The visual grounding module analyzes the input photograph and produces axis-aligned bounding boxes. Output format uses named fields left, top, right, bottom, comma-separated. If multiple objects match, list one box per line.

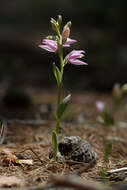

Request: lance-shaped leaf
left=102, top=108, right=114, bottom=127
left=56, top=94, right=71, bottom=119
left=53, top=63, right=61, bottom=86
left=52, top=130, right=58, bottom=162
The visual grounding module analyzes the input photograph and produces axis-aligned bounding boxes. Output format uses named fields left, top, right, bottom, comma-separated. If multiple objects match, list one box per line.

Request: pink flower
left=39, top=38, right=76, bottom=53
left=112, top=83, right=121, bottom=101
left=68, top=50, right=87, bottom=65
left=96, top=101, right=105, bottom=113
left=63, top=38, right=77, bottom=47
left=39, top=39, right=57, bottom=52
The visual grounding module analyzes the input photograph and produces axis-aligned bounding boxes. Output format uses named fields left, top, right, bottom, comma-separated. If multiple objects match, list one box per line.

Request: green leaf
left=104, top=142, right=112, bottom=163
left=52, top=130, right=58, bottom=162
left=53, top=63, right=61, bottom=86
left=103, top=108, right=114, bottom=127
left=57, top=94, right=71, bottom=119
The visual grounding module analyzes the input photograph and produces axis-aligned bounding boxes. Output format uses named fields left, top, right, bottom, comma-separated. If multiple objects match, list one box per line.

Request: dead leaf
left=2, top=148, right=21, bottom=166
left=18, top=159, right=33, bottom=165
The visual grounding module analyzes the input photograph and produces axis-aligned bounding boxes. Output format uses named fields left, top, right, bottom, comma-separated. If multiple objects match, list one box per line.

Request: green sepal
left=52, top=130, right=58, bottom=162
left=56, top=94, right=71, bottom=119
left=57, top=15, right=62, bottom=28
left=63, top=21, right=71, bottom=30
left=50, top=18, right=57, bottom=26
left=63, top=54, right=69, bottom=66
left=53, top=63, right=61, bottom=86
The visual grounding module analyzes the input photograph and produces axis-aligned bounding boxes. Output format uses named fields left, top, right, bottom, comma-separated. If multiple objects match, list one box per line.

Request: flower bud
left=112, top=83, right=121, bottom=102
left=50, top=18, right=57, bottom=31
left=62, top=27, right=70, bottom=42
left=46, top=35, right=54, bottom=40
left=121, top=84, right=127, bottom=94
left=96, top=101, right=105, bottom=113
left=63, top=21, right=71, bottom=30
left=57, top=15, right=62, bottom=26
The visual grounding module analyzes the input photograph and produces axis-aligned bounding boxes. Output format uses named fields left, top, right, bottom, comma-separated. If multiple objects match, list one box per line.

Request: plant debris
left=0, top=176, right=22, bottom=187
left=0, top=90, right=126, bottom=188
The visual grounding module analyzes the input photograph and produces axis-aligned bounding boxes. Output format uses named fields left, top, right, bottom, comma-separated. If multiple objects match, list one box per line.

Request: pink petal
left=70, top=54, right=84, bottom=59
left=69, top=50, right=85, bottom=56
left=69, top=59, right=87, bottom=65
left=43, top=40, right=57, bottom=49
left=96, top=101, right=105, bottom=112
left=39, top=45, right=57, bottom=52
left=39, top=39, right=58, bottom=52
left=70, top=50, right=85, bottom=54
left=64, top=38, right=77, bottom=45
left=69, top=52, right=85, bottom=60
left=43, top=39, right=57, bottom=46
left=63, top=44, right=71, bottom=47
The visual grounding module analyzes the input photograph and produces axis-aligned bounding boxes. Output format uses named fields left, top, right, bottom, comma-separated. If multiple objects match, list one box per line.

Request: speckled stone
left=49, top=136, right=96, bottom=163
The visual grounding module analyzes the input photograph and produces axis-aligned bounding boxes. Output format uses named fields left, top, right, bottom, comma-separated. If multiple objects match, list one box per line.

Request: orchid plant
left=96, top=83, right=127, bottom=164
left=96, top=101, right=113, bottom=164
left=39, top=15, right=87, bottom=162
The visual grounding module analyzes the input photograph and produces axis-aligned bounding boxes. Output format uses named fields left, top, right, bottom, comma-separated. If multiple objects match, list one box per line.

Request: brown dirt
left=0, top=89, right=127, bottom=188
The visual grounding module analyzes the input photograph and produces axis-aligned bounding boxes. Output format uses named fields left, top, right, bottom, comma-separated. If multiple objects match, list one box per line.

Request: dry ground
left=0, top=89, right=127, bottom=188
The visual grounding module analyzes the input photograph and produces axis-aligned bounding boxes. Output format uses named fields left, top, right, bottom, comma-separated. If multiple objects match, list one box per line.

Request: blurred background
left=0, top=0, right=127, bottom=92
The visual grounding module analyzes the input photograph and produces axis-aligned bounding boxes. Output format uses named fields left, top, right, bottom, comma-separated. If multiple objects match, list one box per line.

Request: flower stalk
left=56, top=42, right=63, bottom=135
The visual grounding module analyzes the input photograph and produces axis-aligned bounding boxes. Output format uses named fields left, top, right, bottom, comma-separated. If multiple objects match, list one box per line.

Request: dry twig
left=72, top=159, right=96, bottom=175
left=0, top=120, right=7, bottom=144
left=108, top=167, right=127, bottom=174
left=19, top=147, right=47, bottom=164
left=7, top=119, right=46, bottom=126
left=107, top=136, right=127, bottom=146
left=50, top=175, right=114, bottom=190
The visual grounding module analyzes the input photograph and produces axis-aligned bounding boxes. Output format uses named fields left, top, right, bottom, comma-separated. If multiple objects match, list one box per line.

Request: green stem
left=56, top=119, right=60, bottom=135
left=57, top=85, right=61, bottom=106
left=56, top=40, right=64, bottom=135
